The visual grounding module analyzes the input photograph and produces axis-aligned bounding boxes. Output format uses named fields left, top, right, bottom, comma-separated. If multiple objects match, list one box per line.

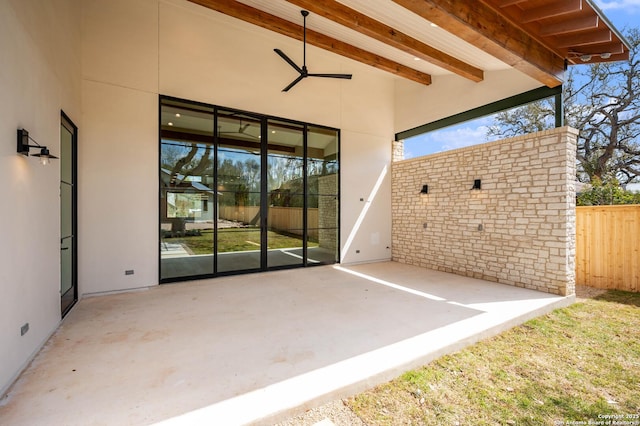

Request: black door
left=60, top=112, right=77, bottom=317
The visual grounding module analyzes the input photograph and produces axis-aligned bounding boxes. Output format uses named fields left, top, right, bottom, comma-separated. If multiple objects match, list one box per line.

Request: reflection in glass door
left=159, top=97, right=340, bottom=282
left=160, top=101, right=215, bottom=281
left=307, top=125, right=340, bottom=264
left=60, top=112, right=77, bottom=316
left=216, top=111, right=262, bottom=273
left=267, top=120, right=304, bottom=268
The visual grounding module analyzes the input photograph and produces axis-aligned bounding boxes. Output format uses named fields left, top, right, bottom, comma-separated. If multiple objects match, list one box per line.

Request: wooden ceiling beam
left=497, top=0, right=528, bottom=7
left=595, top=52, right=629, bottom=63
left=392, top=0, right=565, bottom=87
left=521, top=0, right=583, bottom=24
left=284, top=0, right=483, bottom=82
left=575, top=42, right=625, bottom=55
left=555, top=29, right=611, bottom=48
left=187, top=0, right=432, bottom=86
left=539, top=15, right=599, bottom=37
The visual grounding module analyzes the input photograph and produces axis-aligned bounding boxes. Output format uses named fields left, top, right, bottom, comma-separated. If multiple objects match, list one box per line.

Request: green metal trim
left=396, top=86, right=562, bottom=141
left=555, top=92, right=564, bottom=128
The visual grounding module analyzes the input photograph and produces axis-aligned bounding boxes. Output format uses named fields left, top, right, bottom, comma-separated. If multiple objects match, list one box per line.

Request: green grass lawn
left=347, top=290, right=640, bottom=425
left=164, top=228, right=317, bottom=254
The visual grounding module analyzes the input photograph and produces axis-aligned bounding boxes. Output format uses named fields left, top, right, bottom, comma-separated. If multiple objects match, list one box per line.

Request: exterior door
left=60, top=112, right=77, bottom=316
left=159, top=97, right=339, bottom=283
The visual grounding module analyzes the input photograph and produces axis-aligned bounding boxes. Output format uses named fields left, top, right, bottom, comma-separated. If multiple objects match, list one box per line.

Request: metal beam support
left=396, top=86, right=563, bottom=141
left=555, top=89, right=564, bottom=128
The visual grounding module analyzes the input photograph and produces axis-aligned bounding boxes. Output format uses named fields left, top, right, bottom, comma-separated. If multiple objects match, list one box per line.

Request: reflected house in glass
left=160, top=168, right=220, bottom=237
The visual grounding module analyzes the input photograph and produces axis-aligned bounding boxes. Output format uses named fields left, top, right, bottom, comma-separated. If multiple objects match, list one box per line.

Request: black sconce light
left=420, top=184, right=429, bottom=194
left=17, top=129, right=58, bottom=165
left=471, top=179, right=482, bottom=190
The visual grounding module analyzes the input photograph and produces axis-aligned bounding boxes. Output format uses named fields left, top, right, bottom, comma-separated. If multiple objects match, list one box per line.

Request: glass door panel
left=216, top=111, right=262, bottom=273
left=307, top=126, right=339, bottom=264
left=160, top=100, right=215, bottom=280
left=267, top=120, right=304, bottom=268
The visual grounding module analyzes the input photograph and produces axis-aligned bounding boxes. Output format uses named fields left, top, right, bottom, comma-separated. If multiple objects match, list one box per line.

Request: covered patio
left=0, top=262, right=571, bottom=425
left=1, top=1, right=630, bottom=423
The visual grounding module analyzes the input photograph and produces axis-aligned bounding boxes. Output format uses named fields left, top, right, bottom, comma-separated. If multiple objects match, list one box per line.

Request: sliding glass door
left=159, top=97, right=340, bottom=282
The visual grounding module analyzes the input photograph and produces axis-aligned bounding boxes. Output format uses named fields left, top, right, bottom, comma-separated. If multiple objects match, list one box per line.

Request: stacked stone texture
left=392, top=139, right=404, bottom=162
left=391, top=128, right=577, bottom=296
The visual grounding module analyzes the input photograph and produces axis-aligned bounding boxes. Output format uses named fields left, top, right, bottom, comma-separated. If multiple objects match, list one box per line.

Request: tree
left=161, top=141, right=212, bottom=186
left=577, top=178, right=640, bottom=206
left=488, top=27, right=640, bottom=185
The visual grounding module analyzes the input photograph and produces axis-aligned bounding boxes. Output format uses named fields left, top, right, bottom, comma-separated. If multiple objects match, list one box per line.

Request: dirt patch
left=575, top=285, right=607, bottom=300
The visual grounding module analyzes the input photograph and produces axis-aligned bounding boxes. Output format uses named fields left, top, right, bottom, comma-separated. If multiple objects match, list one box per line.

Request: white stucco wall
left=0, top=0, right=82, bottom=396
left=78, top=0, right=396, bottom=294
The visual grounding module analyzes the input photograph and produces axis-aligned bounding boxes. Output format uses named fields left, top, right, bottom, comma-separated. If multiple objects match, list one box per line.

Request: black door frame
left=60, top=110, right=78, bottom=317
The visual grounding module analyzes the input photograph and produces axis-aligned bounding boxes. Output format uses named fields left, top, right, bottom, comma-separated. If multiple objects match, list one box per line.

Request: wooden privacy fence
left=576, top=205, right=640, bottom=292
left=219, top=205, right=319, bottom=238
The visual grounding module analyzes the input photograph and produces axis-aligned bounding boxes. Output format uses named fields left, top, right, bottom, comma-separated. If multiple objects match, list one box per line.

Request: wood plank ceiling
left=187, top=0, right=630, bottom=88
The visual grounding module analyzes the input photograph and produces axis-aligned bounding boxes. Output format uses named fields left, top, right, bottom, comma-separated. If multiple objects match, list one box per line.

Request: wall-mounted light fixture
left=17, top=129, right=58, bottom=165
left=471, top=179, right=482, bottom=190
left=419, top=184, right=429, bottom=195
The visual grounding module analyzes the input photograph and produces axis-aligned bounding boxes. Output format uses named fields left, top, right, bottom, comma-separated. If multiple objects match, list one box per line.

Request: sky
left=403, top=0, right=640, bottom=159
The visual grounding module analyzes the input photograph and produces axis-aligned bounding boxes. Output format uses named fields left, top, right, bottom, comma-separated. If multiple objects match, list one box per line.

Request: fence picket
left=576, top=205, right=640, bottom=291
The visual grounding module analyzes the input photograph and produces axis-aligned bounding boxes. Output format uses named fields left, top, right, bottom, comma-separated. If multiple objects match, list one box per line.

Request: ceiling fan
left=274, top=10, right=352, bottom=92
left=218, top=120, right=259, bottom=139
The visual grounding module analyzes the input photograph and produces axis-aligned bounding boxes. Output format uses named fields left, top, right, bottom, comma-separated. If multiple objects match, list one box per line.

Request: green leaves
left=576, top=178, right=640, bottom=205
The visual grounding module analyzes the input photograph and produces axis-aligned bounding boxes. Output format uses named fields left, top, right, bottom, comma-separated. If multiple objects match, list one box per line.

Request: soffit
left=186, top=0, right=630, bottom=88
left=482, top=0, right=630, bottom=65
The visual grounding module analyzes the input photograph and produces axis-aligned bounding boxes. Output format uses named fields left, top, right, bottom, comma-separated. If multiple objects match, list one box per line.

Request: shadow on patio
left=0, top=262, right=572, bottom=425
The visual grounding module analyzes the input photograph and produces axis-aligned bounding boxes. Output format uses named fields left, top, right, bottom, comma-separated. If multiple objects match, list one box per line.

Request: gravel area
left=273, top=399, right=365, bottom=426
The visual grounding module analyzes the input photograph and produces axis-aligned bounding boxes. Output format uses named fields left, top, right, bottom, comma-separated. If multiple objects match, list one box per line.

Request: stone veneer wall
left=391, top=127, right=578, bottom=295
left=392, top=139, right=404, bottom=162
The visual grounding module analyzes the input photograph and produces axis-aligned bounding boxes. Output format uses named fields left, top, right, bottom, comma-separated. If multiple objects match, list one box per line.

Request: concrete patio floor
left=0, top=261, right=573, bottom=425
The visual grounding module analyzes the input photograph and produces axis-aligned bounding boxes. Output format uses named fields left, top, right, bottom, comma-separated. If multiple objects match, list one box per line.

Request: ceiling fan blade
left=282, top=74, right=306, bottom=92
left=274, top=49, right=303, bottom=74
left=273, top=11, right=352, bottom=92
left=308, top=73, right=353, bottom=79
